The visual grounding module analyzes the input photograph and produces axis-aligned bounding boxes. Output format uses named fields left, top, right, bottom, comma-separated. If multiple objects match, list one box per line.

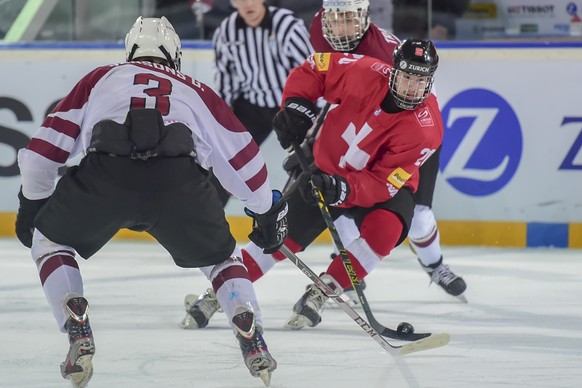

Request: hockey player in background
left=309, top=0, right=466, bottom=299
left=15, top=16, right=286, bottom=387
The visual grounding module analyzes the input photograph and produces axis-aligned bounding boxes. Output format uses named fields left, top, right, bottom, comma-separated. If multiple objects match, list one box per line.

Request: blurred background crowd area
left=1, top=0, right=581, bottom=43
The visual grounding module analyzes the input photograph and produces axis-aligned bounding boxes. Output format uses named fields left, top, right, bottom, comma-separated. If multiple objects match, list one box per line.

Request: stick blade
left=399, top=333, right=451, bottom=355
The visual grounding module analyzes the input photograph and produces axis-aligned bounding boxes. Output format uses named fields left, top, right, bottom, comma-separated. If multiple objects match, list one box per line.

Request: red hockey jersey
left=282, top=53, right=443, bottom=208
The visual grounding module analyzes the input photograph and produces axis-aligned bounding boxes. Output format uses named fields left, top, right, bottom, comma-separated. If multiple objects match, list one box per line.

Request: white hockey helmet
left=322, top=0, right=370, bottom=51
left=125, top=16, right=182, bottom=71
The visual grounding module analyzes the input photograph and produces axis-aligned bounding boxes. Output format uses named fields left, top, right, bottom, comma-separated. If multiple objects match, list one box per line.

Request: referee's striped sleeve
left=283, top=19, right=313, bottom=68
left=213, top=19, right=238, bottom=106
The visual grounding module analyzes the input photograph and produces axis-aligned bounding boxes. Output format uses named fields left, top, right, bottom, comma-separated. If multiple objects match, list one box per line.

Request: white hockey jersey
left=18, top=61, right=273, bottom=214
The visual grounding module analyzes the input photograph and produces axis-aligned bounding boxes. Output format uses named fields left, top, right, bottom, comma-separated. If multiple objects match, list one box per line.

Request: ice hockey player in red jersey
left=15, top=16, right=286, bottom=387
left=274, top=40, right=445, bottom=328
left=309, top=0, right=467, bottom=301
left=181, top=39, right=451, bottom=331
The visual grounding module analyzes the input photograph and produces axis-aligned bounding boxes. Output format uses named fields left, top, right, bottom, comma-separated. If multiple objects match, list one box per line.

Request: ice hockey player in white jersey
left=15, top=16, right=287, bottom=387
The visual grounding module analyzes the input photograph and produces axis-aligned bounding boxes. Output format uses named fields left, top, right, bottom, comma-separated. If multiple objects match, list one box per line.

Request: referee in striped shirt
left=211, top=0, right=313, bottom=205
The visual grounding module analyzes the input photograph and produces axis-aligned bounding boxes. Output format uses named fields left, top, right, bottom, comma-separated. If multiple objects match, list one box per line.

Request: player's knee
left=359, top=210, right=402, bottom=257
left=31, top=231, right=74, bottom=264
left=208, top=254, right=247, bottom=281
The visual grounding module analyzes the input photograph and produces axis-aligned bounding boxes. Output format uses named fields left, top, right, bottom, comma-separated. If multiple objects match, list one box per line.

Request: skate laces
left=304, top=284, right=328, bottom=312
left=192, top=288, right=221, bottom=318
left=237, top=328, right=276, bottom=377
left=239, top=330, right=268, bottom=356
left=430, top=264, right=458, bottom=286
left=65, top=298, right=93, bottom=343
left=67, top=320, right=93, bottom=343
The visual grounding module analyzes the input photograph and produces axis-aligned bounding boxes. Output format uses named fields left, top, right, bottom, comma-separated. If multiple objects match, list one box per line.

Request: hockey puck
left=397, top=322, right=414, bottom=334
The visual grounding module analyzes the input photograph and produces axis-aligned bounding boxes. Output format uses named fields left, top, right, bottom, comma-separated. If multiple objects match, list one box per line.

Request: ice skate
left=60, top=297, right=95, bottom=388
left=284, top=274, right=341, bottom=330
left=421, top=257, right=467, bottom=302
left=180, top=288, right=222, bottom=329
left=232, top=308, right=277, bottom=387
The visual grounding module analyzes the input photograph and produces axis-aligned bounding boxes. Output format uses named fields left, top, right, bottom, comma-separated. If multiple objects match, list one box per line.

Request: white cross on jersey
left=339, top=122, right=373, bottom=170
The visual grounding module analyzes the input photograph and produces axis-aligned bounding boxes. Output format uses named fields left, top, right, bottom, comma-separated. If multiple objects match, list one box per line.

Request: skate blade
left=63, top=354, right=93, bottom=388
left=179, top=312, right=201, bottom=330
left=184, top=294, right=199, bottom=310
left=258, top=369, right=272, bottom=387
left=455, top=293, right=468, bottom=303
left=283, top=313, right=313, bottom=330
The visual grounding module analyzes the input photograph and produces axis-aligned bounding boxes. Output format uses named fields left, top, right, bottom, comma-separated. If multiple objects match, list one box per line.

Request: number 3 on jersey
left=130, top=73, right=172, bottom=115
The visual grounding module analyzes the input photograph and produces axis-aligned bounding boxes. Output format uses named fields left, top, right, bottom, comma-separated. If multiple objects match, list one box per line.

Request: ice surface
left=1, top=238, right=581, bottom=388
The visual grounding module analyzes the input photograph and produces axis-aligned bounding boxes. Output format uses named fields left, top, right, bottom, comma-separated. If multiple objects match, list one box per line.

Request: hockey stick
left=291, top=141, right=446, bottom=342
left=308, top=102, right=330, bottom=140
left=279, top=245, right=450, bottom=355
left=282, top=103, right=331, bottom=193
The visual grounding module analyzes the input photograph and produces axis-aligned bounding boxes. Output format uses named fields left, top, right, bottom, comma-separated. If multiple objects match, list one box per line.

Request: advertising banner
left=458, top=0, right=582, bottom=39
left=434, top=46, right=582, bottom=225
left=1, top=43, right=581, bottom=246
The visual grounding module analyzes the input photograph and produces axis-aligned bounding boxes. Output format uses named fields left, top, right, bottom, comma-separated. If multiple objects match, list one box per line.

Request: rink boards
left=1, top=41, right=581, bottom=248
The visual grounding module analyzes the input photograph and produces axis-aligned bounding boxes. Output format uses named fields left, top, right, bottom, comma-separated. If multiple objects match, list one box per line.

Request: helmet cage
left=389, top=69, right=435, bottom=110
left=322, top=1, right=370, bottom=51
left=125, top=17, right=182, bottom=71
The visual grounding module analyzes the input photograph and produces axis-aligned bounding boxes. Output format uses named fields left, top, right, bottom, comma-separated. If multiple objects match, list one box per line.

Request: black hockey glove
left=282, top=138, right=314, bottom=175
left=15, top=188, right=49, bottom=248
left=306, top=173, right=350, bottom=207
left=273, top=97, right=317, bottom=150
left=244, top=190, right=289, bottom=254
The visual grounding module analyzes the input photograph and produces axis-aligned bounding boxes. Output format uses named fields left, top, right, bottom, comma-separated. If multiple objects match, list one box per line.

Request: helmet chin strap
left=158, top=45, right=177, bottom=69
left=127, top=44, right=139, bottom=61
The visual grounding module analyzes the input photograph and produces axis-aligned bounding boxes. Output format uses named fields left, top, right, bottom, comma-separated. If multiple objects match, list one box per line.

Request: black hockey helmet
left=389, top=39, right=439, bottom=110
